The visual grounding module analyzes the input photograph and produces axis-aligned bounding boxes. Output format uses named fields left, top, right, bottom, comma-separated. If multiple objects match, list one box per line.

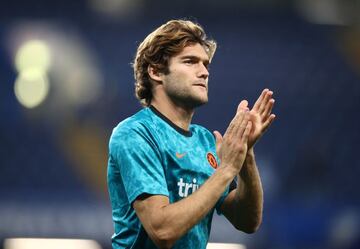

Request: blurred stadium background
left=1, top=0, right=360, bottom=248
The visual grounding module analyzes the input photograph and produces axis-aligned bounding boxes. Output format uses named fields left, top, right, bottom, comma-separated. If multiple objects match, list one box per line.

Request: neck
left=151, top=93, right=194, bottom=131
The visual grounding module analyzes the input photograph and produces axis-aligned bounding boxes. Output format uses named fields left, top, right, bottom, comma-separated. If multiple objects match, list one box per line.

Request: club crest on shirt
left=206, top=152, right=218, bottom=169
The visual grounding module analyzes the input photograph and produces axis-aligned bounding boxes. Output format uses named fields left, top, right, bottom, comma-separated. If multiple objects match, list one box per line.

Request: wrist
left=246, top=148, right=255, bottom=160
left=218, top=164, right=238, bottom=180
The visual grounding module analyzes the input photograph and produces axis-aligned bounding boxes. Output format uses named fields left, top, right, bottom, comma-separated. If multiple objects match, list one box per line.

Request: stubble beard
left=162, top=71, right=209, bottom=110
left=167, top=88, right=208, bottom=110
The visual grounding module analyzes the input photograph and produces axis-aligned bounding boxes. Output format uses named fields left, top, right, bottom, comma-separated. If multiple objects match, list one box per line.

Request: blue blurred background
left=1, top=0, right=360, bottom=248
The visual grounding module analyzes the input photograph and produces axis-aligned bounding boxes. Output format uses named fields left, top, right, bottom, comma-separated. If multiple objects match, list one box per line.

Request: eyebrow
left=179, top=55, right=210, bottom=65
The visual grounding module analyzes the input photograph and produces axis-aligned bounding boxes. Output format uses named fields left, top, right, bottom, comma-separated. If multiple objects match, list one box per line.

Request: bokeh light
left=13, top=39, right=51, bottom=109
left=14, top=68, right=50, bottom=108
left=15, top=40, right=51, bottom=73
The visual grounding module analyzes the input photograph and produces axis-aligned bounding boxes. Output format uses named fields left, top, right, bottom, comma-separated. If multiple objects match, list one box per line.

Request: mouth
left=193, top=82, right=207, bottom=89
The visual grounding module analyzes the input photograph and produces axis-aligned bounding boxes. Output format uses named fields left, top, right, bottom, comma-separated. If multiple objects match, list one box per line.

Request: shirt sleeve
left=111, top=127, right=169, bottom=204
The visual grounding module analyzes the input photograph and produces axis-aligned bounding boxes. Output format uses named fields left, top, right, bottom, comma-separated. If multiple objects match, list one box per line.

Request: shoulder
left=109, top=108, right=157, bottom=149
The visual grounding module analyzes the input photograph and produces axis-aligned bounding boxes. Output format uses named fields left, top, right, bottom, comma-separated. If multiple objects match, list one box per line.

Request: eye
left=184, top=60, right=195, bottom=65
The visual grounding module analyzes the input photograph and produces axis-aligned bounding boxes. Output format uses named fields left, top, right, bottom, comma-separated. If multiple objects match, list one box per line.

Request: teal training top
left=107, top=106, right=229, bottom=249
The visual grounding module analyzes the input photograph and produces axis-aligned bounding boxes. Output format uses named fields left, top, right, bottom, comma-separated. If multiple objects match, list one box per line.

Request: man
left=107, top=19, right=275, bottom=249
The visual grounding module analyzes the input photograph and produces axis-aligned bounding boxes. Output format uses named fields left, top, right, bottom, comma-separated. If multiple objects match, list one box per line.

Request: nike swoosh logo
left=176, top=152, right=187, bottom=159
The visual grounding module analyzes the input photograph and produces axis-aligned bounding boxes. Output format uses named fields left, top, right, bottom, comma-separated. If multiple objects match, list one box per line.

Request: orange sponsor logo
left=176, top=152, right=187, bottom=159
left=207, top=152, right=218, bottom=169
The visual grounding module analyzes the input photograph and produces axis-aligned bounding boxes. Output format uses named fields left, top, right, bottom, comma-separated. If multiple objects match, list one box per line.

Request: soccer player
left=107, top=19, right=276, bottom=249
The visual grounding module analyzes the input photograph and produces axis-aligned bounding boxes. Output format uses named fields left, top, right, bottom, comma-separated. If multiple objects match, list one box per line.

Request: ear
left=147, top=65, right=163, bottom=82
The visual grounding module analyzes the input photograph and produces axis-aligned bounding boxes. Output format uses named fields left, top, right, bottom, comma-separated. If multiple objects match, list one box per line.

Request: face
left=160, top=43, right=210, bottom=109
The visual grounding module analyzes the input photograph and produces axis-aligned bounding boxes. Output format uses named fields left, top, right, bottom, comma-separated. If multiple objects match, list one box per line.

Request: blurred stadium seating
left=0, top=1, right=359, bottom=249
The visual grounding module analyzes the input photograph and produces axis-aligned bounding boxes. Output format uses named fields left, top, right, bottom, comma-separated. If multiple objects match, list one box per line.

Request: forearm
left=238, top=148, right=263, bottom=226
left=222, top=148, right=264, bottom=233
left=163, top=167, right=233, bottom=231
left=136, top=166, right=236, bottom=248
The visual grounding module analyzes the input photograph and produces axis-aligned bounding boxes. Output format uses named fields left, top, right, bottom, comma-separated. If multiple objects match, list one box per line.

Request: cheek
left=167, top=72, right=189, bottom=87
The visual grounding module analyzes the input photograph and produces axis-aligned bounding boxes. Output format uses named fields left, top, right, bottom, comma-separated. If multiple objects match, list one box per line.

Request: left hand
left=239, top=89, right=276, bottom=149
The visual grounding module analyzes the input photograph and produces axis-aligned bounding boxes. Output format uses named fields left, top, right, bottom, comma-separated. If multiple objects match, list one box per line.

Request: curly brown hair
left=133, top=19, right=217, bottom=106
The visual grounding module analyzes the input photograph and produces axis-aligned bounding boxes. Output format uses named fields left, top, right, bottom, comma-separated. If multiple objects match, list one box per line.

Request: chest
left=158, top=134, right=219, bottom=202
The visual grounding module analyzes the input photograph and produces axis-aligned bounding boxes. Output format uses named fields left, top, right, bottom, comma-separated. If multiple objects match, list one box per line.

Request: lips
left=193, top=82, right=207, bottom=89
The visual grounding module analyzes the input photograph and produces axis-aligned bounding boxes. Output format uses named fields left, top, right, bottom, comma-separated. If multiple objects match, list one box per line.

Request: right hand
left=213, top=100, right=252, bottom=176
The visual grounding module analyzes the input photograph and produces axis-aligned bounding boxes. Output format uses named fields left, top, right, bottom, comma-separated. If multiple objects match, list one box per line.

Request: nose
left=197, top=63, right=209, bottom=79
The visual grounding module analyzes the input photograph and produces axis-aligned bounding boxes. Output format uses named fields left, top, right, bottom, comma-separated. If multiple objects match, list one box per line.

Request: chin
left=189, top=97, right=208, bottom=108
left=171, top=93, right=208, bottom=109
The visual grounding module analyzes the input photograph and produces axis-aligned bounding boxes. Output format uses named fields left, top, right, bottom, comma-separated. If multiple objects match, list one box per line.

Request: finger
left=228, top=102, right=247, bottom=133
left=242, top=121, right=252, bottom=142
left=224, top=115, right=238, bottom=138
left=259, top=90, right=273, bottom=114
left=253, top=89, right=269, bottom=111
left=262, top=114, right=276, bottom=131
left=261, top=98, right=275, bottom=120
left=213, top=130, right=223, bottom=148
left=235, top=110, right=250, bottom=138
left=237, top=100, right=249, bottom=112
left=233, top=101, right=250, bottom=137
left=225, top=108, right=246, bottom=138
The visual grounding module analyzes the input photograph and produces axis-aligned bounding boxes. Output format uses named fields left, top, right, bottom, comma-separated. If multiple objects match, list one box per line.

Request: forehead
left=173, top=43, right=209, bottom=61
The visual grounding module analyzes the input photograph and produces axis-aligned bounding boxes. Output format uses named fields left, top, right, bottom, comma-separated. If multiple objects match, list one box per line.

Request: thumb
left=213, top=130, right=223, bottom=153
left=237, top=100, right=249, bottom=112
